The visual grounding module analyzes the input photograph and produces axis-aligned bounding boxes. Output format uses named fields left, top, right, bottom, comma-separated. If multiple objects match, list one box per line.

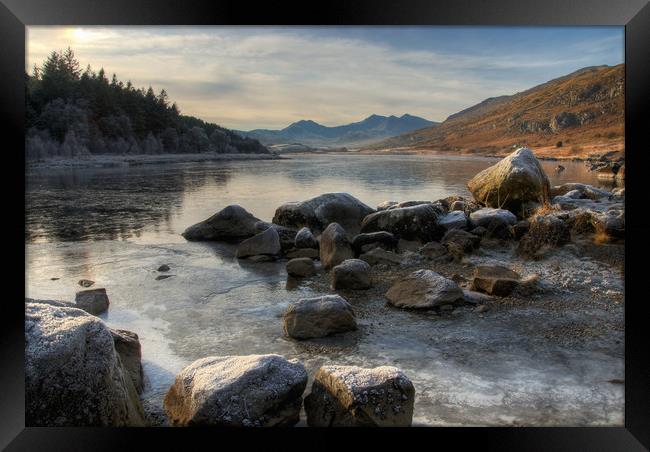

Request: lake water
left=25, top=154, right=623, bottom=426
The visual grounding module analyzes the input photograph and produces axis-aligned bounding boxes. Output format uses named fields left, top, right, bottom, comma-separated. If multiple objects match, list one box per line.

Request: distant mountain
left=363, top=64, right=624, bottom=158
left=238, top=114, right=439, bottom=148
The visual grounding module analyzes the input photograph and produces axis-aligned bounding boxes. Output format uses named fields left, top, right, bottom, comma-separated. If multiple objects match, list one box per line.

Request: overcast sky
left=27, top=26, right=624, bottom=131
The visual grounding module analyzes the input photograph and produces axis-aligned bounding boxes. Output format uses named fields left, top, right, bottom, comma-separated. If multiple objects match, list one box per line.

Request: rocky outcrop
left=75, top=288, right=110, bottom=315
left=272, top=193, right=375, bottom=233
left=286, top=257, right=317, bottom=277
left=294, top=227, right=319, bottom=249
left=304, top=365, right=415, bottom=427
left=351, top=231, right=398, bottom=255
left=282, top=295, right=357, bottom=339
left=163, top=354, right=308, bottom=427
left=320, top=223, right=354, bottom=269
left=467, top=147, right=550, bottom=213
left=470, top=265, right=521, bottom=296
left=331, top=259, right=371, bottom=290
left=182, top=205, right=262, bottom=241
left=385, top=269, right=463, bottom=309
left=360, top=203, right=445, bottom=243
left=25, top=299, right=145, bottom=426
left=235, top=227, right=281, bottom=259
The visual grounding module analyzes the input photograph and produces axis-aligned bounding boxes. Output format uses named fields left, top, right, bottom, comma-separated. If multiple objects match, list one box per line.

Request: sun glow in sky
left=27, top=26, right=624, bottom=131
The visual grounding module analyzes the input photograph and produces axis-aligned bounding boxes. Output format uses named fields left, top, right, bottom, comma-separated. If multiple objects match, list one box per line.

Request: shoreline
left=26, top=152, right=284, bottom=171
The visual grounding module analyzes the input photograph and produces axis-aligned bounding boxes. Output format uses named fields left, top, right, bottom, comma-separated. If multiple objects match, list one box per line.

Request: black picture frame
left=2, top=0, right=649, bottom=449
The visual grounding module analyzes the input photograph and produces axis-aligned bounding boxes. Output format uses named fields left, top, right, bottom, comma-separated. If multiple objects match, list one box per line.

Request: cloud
left=26, top=26, right=623, bottom=130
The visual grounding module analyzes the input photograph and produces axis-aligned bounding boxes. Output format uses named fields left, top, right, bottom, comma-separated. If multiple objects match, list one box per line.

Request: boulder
left=272, top=193, right=375, bottom=233
left=594, top=210, right=625, bottom=239
left=438, top=210, right=468, bottom=230
left=304, top=365, right=415, bottom=427
left=25, top=299, right=145, bottom=426
left=467, top=147, right=550, bottom=213
left=286, top=257, right=317, bottom=277
left=385, top=269, right=463, bottom=309
left=351, top=231, right=398, bottom=255
left=550, top=183, right=611, bottom=200
left=332, top=259, right=372, bottom=290
left=441, top=229, right=481, bottom=253
left=360, top=203, right=445, bottom=243
left=469, top=208, right=517, bottom=228
left=110, top=329, right=144, bottom=394
left=359, top=248, right=404, bottom=266
left=254, top=222, right=298, bottom=253
left=163, top=354, right=308, bottom=427
left=320, top=223, right=354, bottom=269
left=517, top=215, right=571, bottom=258
left=419, top=241, right=453, bottom=262
left=386, top=200, right=432, bottom=210
left=75, top=288, right=110, bottom=315
left=470, top=265, right=520, bottom=296
left=182, top=205, right=262, bottom=241
left=294, top=227, right=319, bottom=249
left=285, top=248, right=320, bottom=260
left=235, top=227, right=281, bottom=259
left=282, top=295, right=357, bottom=339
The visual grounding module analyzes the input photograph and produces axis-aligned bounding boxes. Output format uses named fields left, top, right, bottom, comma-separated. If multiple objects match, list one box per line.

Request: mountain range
left=362, top=64, right=624, bottom=158
left=237, top=114, right=438, bottom=148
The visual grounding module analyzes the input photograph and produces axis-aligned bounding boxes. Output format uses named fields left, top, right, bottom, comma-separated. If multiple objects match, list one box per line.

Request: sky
left=26, top=26, right=624, bottom=131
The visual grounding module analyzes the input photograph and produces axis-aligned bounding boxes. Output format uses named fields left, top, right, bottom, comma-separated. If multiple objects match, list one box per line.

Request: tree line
left=26, top=48, right=269, bottom=160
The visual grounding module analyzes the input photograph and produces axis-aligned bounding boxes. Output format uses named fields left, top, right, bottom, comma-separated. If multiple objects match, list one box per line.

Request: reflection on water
left=26, top=154, right=612, bottom=244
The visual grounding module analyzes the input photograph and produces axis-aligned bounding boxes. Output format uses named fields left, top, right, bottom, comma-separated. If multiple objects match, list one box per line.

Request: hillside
left=363, top=65, right=624, bottom=159
left=25, top=48, right=268, bottom=160
left=238, top=114, right=438, bottom=148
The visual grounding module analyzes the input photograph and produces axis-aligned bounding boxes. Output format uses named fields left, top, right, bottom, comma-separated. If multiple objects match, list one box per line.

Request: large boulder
left=470, top=265, right=520, bottom=296
left=304, top=365, right=415, bottom=427
left=272, top=193, right=375, bottom=233
left=282, top=295, right=357, bottom=339
left=467, top=147, right=550, bottom=213
left=25, top=299, right=145, bottom=426
left=320, top=223, right=354, bottom=269
left=351, top=231, right=398, bottom=255
left=385, top=269, right=463, bottom=309
left=235, top=227, right=281, bottom=259
left=75, top=288, right=110, bottom=315
left=332, top=259, right=372, bottom=290
left=182, top=205, right=262, bottom=241
left=469, top=208, right=517, bottom=239
left=294, top=227, right=319, bottom=249
left=360, top=203, right=445, bottom=243
left=286, top=257, right=317, bottom=277
left=163, top=354, right=308, bottom=427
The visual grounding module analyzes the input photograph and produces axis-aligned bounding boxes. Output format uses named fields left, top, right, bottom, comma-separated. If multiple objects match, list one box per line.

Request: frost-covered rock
left=550, top=183, right=611, bottom=200
left=332, top=259, right=371, bottom=290
left=360, top=203, right=445, bottom=243
left=469, top=208, right=517, bottom=228
left=110, top=328, right=144, bottom=394
left=282, top=295, right=357, bottom=339
left=385, top=269, right=463, bottom=309
left=236, top=227, right=281, bottom=259
left=467, top=147, right=550, bottom=213
left=273, top=193, right=375, bottom=233
left=304, top=365, right=415, bottom=427
left=286, top=257, right=317, bottom=277
left=164, top=354, right=307, bottom=427
left=320, top=223, right=354, bottom=269
left=25, top=299, right=145, bottom=426
left=75, top=288, right=110, bottom=315
left=182, top=204, right=262, bottom=241
left=470, top=265, right=521, bottom=296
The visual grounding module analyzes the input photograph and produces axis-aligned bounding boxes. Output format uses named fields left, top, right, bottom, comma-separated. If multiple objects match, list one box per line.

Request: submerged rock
left=304, top=365, right=415, bottom=427
left=332, top=259, right=371, bottom=290
left=25, top=299, right=145, bottom=426
left=164, top=354, right=307, bottom=427
left=78, top=279, right=95, bottom=287
left=235, top=227, right=281, bottom=259
left=470, top=265, right=520, bottom=296
left=385, top=269, right=463, bottom=309
left=320, top=223, right=354, bottom=269
left=75, top=288, right=110, bottom=315
left=467, top=147, right=551, bottom=213
left=286, top=257, right=317, bottom=277
left=282, top=295, right=357, bottom=339
left=294, top=227, right=319, bottom=249
left=157, top=264, right=170, bottom=272
left=182, top=204, right=262, bottom=241
left=360, top=203, right=445, bottom=243
left=273, top=193, right=375, bottom=233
